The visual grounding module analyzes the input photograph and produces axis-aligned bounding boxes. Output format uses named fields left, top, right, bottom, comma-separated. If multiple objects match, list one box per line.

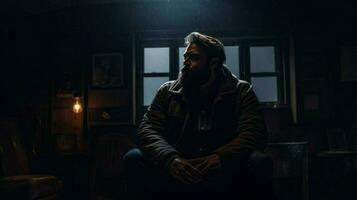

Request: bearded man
left=124, top=32, right=276, bottom=200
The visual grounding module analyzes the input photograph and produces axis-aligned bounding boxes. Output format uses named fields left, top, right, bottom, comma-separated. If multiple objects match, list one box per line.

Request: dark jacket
left=138, top=66, right=267, bottom=170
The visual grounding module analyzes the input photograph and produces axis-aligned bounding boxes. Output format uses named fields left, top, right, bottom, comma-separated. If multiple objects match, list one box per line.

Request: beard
left=180, top=66, right=210, bottom=102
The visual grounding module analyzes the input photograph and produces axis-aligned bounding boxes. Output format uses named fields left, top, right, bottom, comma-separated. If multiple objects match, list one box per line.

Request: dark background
left=1, top=0, right=357, bottom=199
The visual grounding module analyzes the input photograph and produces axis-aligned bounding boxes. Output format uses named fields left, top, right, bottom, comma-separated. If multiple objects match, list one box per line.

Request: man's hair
left=184, top=32, right=226, bottom=65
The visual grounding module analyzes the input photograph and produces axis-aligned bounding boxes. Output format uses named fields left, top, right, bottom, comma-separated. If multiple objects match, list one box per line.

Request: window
left=224, top=46, right=240, bottom=77
left=139, top=37, right=286, bottom=109
left=248, top=46, right=280, bottom=103
left=142, top=47, right=170, bottom=106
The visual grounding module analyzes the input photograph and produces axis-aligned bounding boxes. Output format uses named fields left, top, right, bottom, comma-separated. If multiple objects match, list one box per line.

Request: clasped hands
left=168, top=154, right=221, bottom=184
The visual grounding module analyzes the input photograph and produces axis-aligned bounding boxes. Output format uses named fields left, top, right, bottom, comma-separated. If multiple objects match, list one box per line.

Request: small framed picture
left=92, top=53, right=124, bottom=88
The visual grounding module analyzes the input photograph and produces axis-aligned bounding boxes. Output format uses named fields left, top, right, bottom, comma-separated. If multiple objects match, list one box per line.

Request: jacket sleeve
left=213, top=81, right=267, bottom=162
left=138, top=82, right=181, bottom=170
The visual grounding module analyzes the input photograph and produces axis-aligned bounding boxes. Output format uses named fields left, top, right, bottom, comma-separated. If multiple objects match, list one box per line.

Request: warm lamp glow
left=73, top=97, right=82, bottom=114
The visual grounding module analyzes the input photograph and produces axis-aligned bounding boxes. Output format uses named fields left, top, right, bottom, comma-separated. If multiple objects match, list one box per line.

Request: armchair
left=0, top=117, right=62, bottom=200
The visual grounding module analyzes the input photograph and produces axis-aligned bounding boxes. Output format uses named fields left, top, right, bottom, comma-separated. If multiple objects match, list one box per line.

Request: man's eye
left=183, top=53, right=200, bottom=61
left=189, top=55, right=200, bottom=60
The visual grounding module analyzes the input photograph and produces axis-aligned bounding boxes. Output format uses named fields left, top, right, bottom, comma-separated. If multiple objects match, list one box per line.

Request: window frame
left=244, top=40, right=284, bottom=106
left=137, top=35, right=288, bottom=118
left=137, top=39, right=181, bottom=118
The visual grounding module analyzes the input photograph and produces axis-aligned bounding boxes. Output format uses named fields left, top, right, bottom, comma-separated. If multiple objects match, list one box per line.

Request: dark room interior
left=1, top=0, right=357, bottom=199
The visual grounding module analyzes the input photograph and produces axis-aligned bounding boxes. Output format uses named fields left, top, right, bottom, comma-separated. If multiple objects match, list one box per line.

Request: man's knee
left=123, top=148, right=144, bottom=168
left=247, top=150, right=274, bottom=178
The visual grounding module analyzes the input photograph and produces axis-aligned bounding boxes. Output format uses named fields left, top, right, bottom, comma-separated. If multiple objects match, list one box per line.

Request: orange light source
left=73, top=97, right=82, bottom=114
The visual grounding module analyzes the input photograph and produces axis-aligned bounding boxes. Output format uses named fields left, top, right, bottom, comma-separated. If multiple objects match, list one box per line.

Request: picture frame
left=303, top=94, right=320, bottom=111
left=92, top=53, right=124, bottom=88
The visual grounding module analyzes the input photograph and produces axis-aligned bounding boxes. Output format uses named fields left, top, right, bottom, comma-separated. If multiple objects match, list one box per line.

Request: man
left=124, top=32, right=275, bottom=199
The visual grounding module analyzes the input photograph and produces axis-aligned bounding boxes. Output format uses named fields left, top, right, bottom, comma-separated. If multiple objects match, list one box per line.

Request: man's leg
left=123, top=148, right=148, bottom=199
left=193, top=151, right=275, bottom=200
left=123, top=148, right=185, bottom=199
left=185, top=154, right=246, bottom=199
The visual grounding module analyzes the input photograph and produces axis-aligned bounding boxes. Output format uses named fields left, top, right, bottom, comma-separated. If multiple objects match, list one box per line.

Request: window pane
left=251, top=76, right=278, bottom=102
left=143, top=77, right=169, bottom=106
left=144, top=47, right=170, bottom=73
left=178, top=47, right=185, bottom=70
left=224, top=46, right=239, bottom=78
left=250, top=46, right=276, bottom=73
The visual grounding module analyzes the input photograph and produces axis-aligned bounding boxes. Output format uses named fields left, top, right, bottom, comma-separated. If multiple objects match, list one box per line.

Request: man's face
left=183, top=43, right=208, bottom=72
left=180, top=43, right=212, bottom=100
left=181, top=43, right=210, bottom=87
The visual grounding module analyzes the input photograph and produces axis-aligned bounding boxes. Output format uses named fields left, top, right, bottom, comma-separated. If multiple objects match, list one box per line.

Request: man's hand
left=168, top=158, right=203, bottom=184
left=187, top=154, right=222, bottom=175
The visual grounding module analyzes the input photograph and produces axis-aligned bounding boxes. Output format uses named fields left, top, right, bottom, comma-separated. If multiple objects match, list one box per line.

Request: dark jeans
left=123, top=148, right=276, bottom=200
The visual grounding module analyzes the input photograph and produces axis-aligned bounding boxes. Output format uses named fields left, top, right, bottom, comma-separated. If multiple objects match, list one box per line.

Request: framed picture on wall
left=92, top=53, right=124, bottom=88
